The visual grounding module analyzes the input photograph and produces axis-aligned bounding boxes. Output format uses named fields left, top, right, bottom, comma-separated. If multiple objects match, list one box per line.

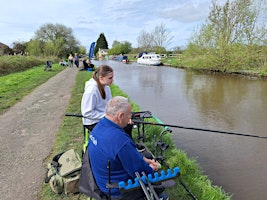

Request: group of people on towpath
left=67, top=53, right=79, bottom=68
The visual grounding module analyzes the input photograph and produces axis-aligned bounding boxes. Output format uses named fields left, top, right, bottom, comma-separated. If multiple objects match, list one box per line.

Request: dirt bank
left=0, top=67, right=79, bottom=200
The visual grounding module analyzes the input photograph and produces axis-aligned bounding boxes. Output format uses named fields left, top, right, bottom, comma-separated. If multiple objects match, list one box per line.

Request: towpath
left=0, top=67, right=79, bottom=200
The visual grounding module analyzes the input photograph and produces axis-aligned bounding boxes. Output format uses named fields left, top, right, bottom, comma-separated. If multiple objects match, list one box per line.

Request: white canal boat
left=137, top=52, right=162, bottom=66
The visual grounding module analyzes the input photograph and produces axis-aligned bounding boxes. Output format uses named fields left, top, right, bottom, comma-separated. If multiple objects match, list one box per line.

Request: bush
left=0, top=56, right=57, bottom=76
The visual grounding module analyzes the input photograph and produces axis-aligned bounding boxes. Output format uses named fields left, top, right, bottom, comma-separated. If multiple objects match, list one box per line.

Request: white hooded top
left=81, top=78, right=112, bottom=125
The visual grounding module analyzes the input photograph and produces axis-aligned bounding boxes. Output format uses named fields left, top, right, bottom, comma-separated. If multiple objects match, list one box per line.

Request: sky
left=0, top=0, right=225, bottom=51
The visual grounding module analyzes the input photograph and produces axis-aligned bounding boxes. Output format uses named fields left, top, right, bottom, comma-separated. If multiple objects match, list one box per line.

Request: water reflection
left=183, top=72, right=267, bottom=136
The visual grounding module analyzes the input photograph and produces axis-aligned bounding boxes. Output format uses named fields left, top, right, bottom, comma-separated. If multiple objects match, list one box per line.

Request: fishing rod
left=132, top=120, right=267, bottom=140
left=65, top=113, right=267, bottom=139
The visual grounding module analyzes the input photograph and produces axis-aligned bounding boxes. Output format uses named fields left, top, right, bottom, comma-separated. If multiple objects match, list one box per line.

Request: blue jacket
left=88, top=117, right=154, bottom=196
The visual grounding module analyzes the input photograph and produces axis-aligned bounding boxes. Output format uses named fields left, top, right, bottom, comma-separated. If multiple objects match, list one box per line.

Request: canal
left=93, top=60, right=267, bottom=200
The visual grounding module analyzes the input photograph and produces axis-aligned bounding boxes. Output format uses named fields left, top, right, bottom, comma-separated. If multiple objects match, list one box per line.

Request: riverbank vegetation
left=179, top=0, right=267, bottom=77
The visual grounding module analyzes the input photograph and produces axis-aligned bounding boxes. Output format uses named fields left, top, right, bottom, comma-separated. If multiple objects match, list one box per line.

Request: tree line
left=0, top=23, right=86, bottom=58
left=0, top=22, right=175, bottom=58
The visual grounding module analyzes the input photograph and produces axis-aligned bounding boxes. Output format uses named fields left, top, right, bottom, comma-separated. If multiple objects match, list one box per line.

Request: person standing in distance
left=81, top=65, right=114, bottom=131
left=74, top=53, right=79, bottom=68
left=68, top=54, right=74, bottom=67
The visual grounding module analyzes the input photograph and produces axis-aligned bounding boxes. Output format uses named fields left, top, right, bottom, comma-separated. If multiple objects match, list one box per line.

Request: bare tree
left=153, top=24, right=174, bottom=48
left=137, top=24, right=173, bottom=51
left=137, top=30, right=154, bottom=50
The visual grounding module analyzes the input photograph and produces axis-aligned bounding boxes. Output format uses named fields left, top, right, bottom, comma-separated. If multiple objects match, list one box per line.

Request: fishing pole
left=65, top=113, right=267, bottom=139
left=132, top=120, right=267, bottom=139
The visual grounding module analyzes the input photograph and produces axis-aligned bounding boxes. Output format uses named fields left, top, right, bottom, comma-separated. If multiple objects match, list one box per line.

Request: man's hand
left=143, top=157, right=159, bottom=171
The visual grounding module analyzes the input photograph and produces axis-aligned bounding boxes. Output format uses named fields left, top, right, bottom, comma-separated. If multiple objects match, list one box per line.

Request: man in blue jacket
left=89, top=96, right=167, bottom=199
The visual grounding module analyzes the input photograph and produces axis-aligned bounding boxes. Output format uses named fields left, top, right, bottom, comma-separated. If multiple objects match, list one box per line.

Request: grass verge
left=0, top=63, right=65, bottom=114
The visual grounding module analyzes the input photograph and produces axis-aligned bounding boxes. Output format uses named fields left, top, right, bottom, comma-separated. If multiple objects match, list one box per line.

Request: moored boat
left=113, top=55, right=129, bottom=63
left=137, top=52, right=161, bottom=66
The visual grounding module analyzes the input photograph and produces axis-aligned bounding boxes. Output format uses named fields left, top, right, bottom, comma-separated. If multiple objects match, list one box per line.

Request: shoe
left=136, top=144, right=145, bottom=152
left=159, top=192, right=169, bottom=200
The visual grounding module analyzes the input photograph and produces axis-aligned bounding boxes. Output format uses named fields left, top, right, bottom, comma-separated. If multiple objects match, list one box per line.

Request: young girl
left=81, top=65, right=114, bottom=131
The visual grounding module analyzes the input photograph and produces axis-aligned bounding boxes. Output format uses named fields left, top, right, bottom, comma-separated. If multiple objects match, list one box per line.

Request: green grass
left=1, top=65, right=231, bottom=199
left=0, top=63, right=65, bottom=114
left=161, top=55, right=267, bottom=77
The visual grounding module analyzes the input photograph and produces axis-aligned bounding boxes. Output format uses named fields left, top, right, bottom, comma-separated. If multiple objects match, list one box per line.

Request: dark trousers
left=75, top=60, right=79, bottom=67
left=84, top=123, right=97, bottom=132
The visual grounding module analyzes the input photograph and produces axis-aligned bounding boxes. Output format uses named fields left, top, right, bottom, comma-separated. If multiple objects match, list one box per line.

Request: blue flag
left=89, top=42, right=96, bottom=59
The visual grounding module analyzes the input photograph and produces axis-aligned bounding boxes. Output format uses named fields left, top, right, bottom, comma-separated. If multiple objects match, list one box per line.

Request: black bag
left=78, top=148, right=108, bottom=200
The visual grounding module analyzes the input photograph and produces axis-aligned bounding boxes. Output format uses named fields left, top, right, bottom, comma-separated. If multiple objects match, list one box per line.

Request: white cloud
left=162, top=1, right=210, bottom=23
left=0, top=0, right=225, bottom=50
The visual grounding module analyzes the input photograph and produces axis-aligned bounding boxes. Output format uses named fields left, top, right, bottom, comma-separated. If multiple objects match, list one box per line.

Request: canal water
left=93, top=60, right=267, bottom=200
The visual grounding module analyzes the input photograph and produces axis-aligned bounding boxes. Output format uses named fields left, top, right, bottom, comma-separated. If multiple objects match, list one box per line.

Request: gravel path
left=0, top=67, right=79, bottom=200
